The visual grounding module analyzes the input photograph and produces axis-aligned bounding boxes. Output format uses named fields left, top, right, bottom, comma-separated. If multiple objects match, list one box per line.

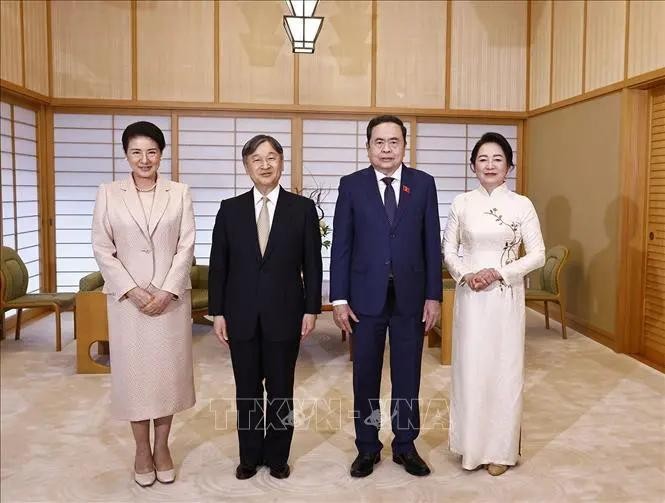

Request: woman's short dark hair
left=121, top=121, right=166, bottom=153
left=469, top=132, right=514, bottom=167
left=242, top=134, right=284, bottom=160
left=366, top=115, right=407, bottom=146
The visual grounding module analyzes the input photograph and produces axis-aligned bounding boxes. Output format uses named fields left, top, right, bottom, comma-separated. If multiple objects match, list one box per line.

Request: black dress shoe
left=235, top=463, right=258, bottom=480
left=350, top=452, right=381, bottom=478
left=393, top=450, right=431, bottom=476
left=269, top=464, right=290, bottom=479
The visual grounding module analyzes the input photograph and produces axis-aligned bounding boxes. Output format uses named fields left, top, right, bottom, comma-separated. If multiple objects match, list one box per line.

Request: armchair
left=1, top=246, right=76, bottom=351
left=525, top=245, right=570, bottom=338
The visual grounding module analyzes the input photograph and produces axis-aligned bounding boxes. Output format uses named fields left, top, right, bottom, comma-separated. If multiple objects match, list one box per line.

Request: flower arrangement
left=296, top=185, right=332, bottom=249
left=319, top=220, right=331, bottom=250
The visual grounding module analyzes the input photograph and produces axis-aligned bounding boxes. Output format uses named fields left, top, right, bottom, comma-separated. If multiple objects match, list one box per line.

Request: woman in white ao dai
left=443, top=133, right=545, bottom=476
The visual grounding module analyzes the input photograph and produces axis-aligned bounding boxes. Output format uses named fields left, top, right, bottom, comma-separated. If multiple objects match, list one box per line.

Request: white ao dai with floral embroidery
left=443, top=183, right=545, bottom=470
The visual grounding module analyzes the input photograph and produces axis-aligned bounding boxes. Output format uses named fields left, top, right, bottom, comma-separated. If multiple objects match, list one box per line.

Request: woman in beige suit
left=92, top=121, right=195, bottom=487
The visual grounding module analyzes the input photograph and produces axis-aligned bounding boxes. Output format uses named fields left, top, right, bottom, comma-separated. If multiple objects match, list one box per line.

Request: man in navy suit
left=330, top=115, right=442, bottom=477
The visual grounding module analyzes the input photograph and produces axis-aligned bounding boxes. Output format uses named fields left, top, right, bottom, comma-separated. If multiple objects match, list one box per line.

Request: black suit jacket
left=208, top=187, right=323, bottom=341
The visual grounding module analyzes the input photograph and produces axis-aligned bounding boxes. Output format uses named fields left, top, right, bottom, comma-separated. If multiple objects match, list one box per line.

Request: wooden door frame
left=616, top=81, right=665, bottom=359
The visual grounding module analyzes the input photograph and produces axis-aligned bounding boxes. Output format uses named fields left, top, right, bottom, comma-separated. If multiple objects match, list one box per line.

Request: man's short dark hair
left=366, top=115, right=407, bottom=146
left=241, top=134, right=284, bottom=161
left=121, top=121, right=166, bottom=153
left=470, top=132, right=514, bottom=167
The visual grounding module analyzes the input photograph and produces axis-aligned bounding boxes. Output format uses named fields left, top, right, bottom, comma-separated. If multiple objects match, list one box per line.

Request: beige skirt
left=107, top=290, right=195, bottom=421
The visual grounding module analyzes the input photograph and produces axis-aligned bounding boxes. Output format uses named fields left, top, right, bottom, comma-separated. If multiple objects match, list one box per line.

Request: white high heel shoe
left=134, top=470, right=156, bottom=487
left=156, top=468, right=176, bottom=484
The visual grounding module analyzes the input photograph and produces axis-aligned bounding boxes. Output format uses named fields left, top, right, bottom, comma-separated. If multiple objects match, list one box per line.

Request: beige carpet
left=1, top=310, right=664, bottom=502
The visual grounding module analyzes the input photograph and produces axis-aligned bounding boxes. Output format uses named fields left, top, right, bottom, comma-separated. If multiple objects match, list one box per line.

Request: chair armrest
left=79, top=271, right=104, bottom=292
left=190, top=264, right=209, bottom=289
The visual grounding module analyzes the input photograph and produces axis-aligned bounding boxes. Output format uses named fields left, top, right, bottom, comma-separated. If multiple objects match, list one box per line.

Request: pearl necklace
left=136, top=181, right=157, bottom=192
left=132, top=171, right=157, bottom=192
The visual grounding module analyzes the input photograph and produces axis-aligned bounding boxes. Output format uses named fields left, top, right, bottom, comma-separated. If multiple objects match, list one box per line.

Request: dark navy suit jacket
left=329, top=165, right=442, bottom=316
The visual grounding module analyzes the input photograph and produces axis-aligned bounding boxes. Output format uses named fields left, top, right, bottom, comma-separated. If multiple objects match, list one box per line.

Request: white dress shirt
left=332, top=166, right=403, bottom=307
left=253, top=184, right=281, bottom=229
left=374, top=165, right=402, bottom=206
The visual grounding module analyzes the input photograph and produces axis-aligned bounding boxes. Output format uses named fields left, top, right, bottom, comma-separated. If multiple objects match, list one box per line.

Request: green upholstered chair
left=78, top=259, right=210, bottom=324
left=190, top=263, right=211, bottom=325
left=1, top=246, right=76, bottom=351
left=78, top=271, right=104, bottom=292
left=525, top=245, right=570, bottom=339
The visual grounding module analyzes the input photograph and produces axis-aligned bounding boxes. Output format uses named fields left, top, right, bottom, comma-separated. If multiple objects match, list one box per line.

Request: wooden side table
left=75, top=291, right=110, bottom=374
left=427, top=280, right=455, bottom=365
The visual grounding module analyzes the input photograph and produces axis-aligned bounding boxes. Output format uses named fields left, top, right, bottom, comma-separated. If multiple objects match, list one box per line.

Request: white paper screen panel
left=1, top=102, right=40, bottom=298
left=53, top=114, right=171, bottom=291
left=50, top=114, right=517, bottom=294
left=179, top=117, right=292, bottom=265
left=415, top=122, right=518, bottom=235
left=1, top=103, right=15, bottom=251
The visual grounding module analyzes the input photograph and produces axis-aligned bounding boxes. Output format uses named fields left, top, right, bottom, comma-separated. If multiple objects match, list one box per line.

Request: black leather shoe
left=269, top=464, right=290, bottom=479
left=393, top=450, right=431, bottom=476
left=235, top=463, right=258, bottom=480
left=350, top=452, right=381, bottom=478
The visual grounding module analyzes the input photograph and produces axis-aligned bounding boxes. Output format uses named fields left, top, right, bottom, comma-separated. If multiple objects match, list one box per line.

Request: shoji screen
left=1, top=103, right=16, bottom=250
left=302, top=119, right=411, bottom=285
left=1, top=102, right=40, bottom=296
left=53, top=114, right=171, bottom=291
left=415, top=122, right=518, bottom=233
left=50, top=113, right=517, bottom=294
left=179, top=117, right=291, bottom=265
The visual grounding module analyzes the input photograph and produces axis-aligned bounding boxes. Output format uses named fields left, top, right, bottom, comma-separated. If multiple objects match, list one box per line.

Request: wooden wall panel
left=585, top=0, right=625, bottom=92
left=0, top=0, right=22, bottom=85
left=450, top=0, right=527, bottom=111
left=51, top=0, right=131, bottom=99
left=376, top=0, right=445, bottom=109
left=529, top=0, right=552, bottom=110
left=527, top=92, right=622, bottom=335
left=22, top=0, right=49, bottom=95
left=551, top=0, right=584, bottom=102
left=627, top=0, right=665, bottom=78
left=137, top=1, right=214, bottom=102
left=642, top=86, right=665, bottom=365
left=219, top=0, right=293, bottom=104
left=298, top=0, right=372, bottom=107
left=616, top=88, right=649, bottom=355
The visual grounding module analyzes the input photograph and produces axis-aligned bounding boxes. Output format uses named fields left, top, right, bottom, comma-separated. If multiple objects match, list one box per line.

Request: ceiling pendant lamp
left=283, top=0, right=324, bottom=54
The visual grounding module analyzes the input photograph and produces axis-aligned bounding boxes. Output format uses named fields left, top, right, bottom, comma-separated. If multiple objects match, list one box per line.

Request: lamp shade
left=285, top=0, right=319, bottom=17
left=284, top=0, right=323, bottom=54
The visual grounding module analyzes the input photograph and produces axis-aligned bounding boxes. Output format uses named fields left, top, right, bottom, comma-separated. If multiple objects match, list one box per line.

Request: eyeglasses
left=370, top=138, right=404, bottom=151
left=128, top=150, right=160, bottom=161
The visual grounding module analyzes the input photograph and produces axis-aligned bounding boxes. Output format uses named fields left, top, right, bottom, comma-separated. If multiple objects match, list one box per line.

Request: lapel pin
left=403, top=185, right=411, bottom=194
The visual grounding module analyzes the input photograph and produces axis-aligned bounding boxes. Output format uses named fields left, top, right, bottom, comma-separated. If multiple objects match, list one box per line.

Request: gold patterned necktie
left=257, top=196, right=270, bottom=256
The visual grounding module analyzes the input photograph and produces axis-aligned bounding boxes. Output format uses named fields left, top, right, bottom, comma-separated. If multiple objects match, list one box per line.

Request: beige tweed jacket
left=91, top=176, right=194, bottom=298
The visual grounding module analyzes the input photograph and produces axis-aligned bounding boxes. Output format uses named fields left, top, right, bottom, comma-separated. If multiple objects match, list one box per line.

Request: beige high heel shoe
left=134, top=469, right=156, bottom=487
left=487, top=464, right=508, bottom=476
left=156, top=468, right=176, bottom=484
